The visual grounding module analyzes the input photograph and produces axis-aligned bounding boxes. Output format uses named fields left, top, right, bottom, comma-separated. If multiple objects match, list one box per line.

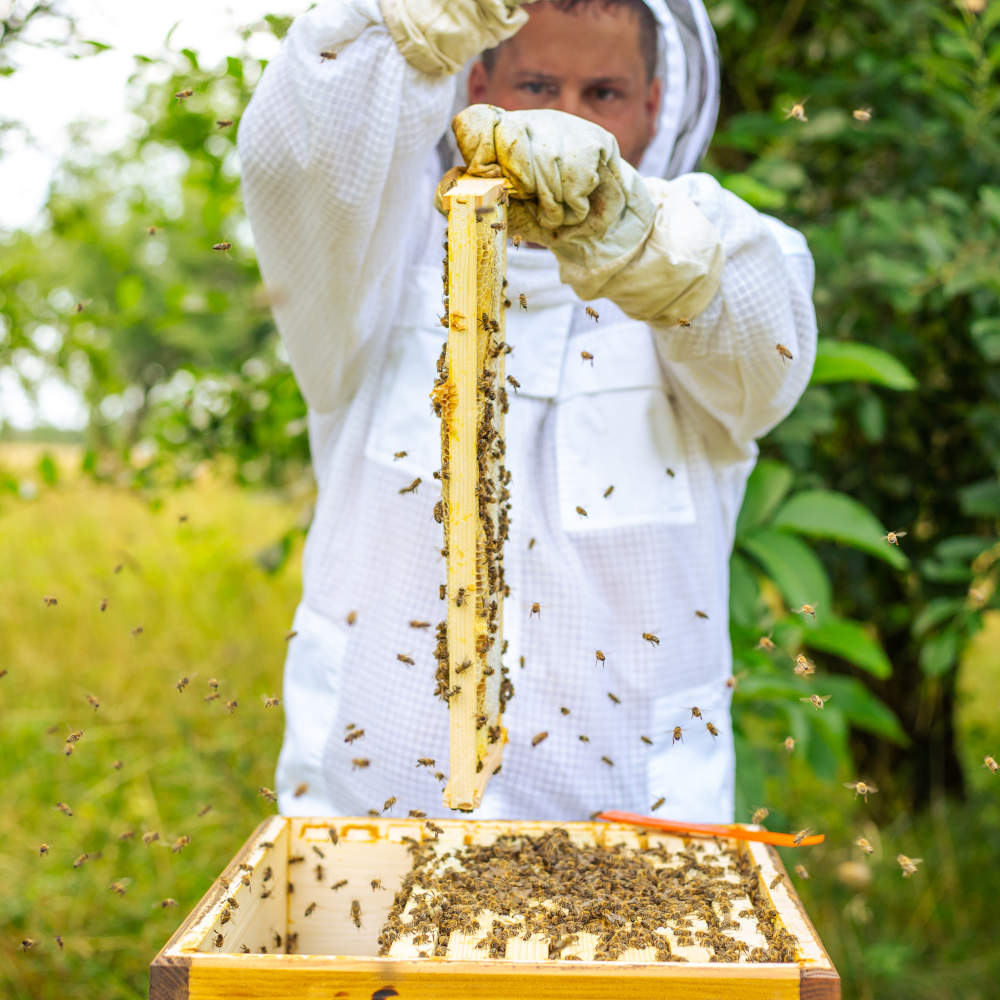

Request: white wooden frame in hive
left=150, top=816, right=840, bottom=1000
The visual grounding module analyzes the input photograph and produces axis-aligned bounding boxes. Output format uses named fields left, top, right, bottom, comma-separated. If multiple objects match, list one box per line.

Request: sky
left=0, top=0, right=309, bottom=429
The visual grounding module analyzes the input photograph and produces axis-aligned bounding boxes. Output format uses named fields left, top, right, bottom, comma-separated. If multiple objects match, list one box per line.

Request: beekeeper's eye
left=588, top=84, right=625, bottom=104
left=517, top=78, right=558, bottom=98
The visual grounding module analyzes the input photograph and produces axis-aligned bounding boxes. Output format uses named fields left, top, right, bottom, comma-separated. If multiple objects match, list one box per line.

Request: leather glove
left=380, top=0, right=536, bottom=77
left=450, top=104, right=724, bottom=326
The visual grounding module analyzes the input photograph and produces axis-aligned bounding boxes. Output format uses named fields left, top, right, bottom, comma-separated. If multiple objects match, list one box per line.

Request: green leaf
left=739, top=528, right=832, bottom=615
left=820, top=675, right=910, bottom=746
left=913, top=597, right=965, bottom=637
left=771, top=489, right=909, bottom=568
left=934, top=536, right=993, bottom=562
left=721, top=173, right=786, bottom=210
left=809, top=340, right=918, bottom=390
left=736, top=459, right=794, bottom=538
left=729, top=552, right=760, bottom=628
left=803, top=615, right=892, bottom=679
left=958, top=477, right=1000, bottom=517
left=919, top=627, right=960, bottom=676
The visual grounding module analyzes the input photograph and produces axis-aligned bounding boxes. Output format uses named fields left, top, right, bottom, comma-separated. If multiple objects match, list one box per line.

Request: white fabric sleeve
left=650, top=173, right=818, bottom=462
left=238, top=0, right=457, bottom=415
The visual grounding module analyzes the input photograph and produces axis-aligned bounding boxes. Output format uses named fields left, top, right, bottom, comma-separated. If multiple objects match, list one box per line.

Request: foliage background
left=1, top=1, right=1000, bottom=998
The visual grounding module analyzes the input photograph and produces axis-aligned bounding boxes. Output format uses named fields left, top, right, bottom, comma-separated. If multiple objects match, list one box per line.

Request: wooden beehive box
left=150, top=816, right=839, bottom=999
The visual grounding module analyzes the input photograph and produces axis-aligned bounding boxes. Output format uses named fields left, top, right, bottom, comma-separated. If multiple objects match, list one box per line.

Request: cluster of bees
left=376, top=828, right=799, bottom=963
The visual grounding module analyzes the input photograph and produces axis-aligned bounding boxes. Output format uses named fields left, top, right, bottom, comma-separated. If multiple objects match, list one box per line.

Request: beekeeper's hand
left=380, top=0, right=537, bottom=77
left=451, top=104, right=725, bottom=326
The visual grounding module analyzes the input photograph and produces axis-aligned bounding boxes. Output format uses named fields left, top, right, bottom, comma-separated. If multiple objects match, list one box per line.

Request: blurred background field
left=4, top=0, right=1000, bottom=997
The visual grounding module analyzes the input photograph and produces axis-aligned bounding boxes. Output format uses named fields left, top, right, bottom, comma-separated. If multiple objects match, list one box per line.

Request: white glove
left=380, top=0, right=534, bottom=77
left=451, top=104, right=725, bottom=326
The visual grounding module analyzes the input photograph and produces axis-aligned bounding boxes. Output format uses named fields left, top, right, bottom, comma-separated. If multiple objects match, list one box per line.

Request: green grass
left=1, top=465, right=998, bottom=998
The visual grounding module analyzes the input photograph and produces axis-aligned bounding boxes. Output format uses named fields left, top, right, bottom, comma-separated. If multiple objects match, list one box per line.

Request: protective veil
left=239, top=0, right=817, bottom=821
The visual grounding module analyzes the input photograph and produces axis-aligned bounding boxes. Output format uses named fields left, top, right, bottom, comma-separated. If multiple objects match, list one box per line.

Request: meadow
left=1, top=448, right=999, bottom=999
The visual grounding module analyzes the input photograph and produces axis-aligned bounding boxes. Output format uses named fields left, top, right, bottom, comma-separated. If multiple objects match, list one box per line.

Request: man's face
left=467, top=1, right=661, bottom=167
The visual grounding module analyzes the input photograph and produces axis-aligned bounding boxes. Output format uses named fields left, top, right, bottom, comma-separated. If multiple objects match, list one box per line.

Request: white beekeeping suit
left=239, top=0, right=817, bottom=821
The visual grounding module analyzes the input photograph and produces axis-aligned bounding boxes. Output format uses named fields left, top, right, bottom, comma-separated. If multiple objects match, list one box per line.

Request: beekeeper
left=239, top=0, right=816, bottom=821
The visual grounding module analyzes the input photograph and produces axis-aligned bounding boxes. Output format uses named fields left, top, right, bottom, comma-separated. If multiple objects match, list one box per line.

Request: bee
left=416, top=758, right=436, bottom=768
left=883, top=529, right=907, bottom=546
left=769, top=873, right=784, bottom=890
left=776, top=343, right=794, bottom=363
left=985, top=755, right=998, bottom=774
left=751, top=807, right=769, bottom=825
left=783, top=97, right=809, bottom=121
left=225, top=699, right=238, bottom=713
left=311, top=845, right=325, bottom=861
left=706, top=722, right=719, bottom=738
left=397, top=653, right=415, bottom=666
left=510, top=234, right=522, bottom=250
left=399, top=478, right=421, bottom=494
left=319, top=50, right=337, bottom=61
left=425, top=820, right=444, bottom=835
left=642, top=632, right=660, bottom=646
left=176, top=676, right=193, bottom=692
left=143, top=830, right=160, bottom=844
left=585, top=307, right=599, bottom=323
left=897, top=854, right=923, bottom=878
left=43, top=595, right=58, bottom=607
left=651, top=797, right=665, bottom=811
left=578, top=734, right=590, bottom=743
left=54, top=802, right=73, bottom=816
left=328, top=827, right=340, bottom=845
left=595, top=650, right=605, bottom=666
left=792, top=828, right=812, bottom=846
left=39, top=843, right=49, bottom=856
left=682, top=707, right=702, bottom=720
left=204, top=693, right=220, bottom=703
left=371, top=878, right=386, bottom=891
left=640, top=735, right=653, bottom=745
left=434, top=771, right=447, bottom=783
left=531, top=731, right=548, bottom=747
left=212, top=242, right=233, bottom=253
left=114, top=563, right=123, bottom=573
left=793, top=864, right=810, bottom=881
left=560, top=707, right=571, bottom=716
left=855, top=836, right=875, bottom=855
left=530, top=602, right=541, bottom=617
left=455, top=657, right=472, bottom=674
left=350, top=900, right=363, bottom=928
left=66, top=730, right=84, bottom=744
left=794, top=654, right=816, bottom=676
left=73, top=854, right=89, bottom=868
left=347, top=611, right=358, bottom=625
left=109, top=878, right=133, bottom=897
left=518, top=293, right=528, bottom=310
left=216, top=119, right=234, bottom=128
left=576, top=506, right=588, bottom=517
left=580, top=351, right=594, bottom=366
left=55, top=935, right=64, bottom=949
left=801, top=694, right=832, bottom=710
left=240, top=944, right=251, bottom=953
left=100, top=598, right=108, bottom=611
left=671, top=726, right=686, bottom=745
left=456, top=587, right=467, bottom=607
left=601, top=756, right=614, bottom=766
left=119, top=830, right=134, bottom=841
left=607, top=692, right=621, bottom=706
left=408, top=809, right=426, bottom=819
left=506, top=375, right=520, bottom=392
left=695, top=610, right=709, bottom=619
left=64, top=743, right=75, bottom=758
left=304, top=902, right=318, bottom=917
left=675, top=317, right=691, bottom=328
left=264, top=696, right=281, bottom=708
left=351, top=758, right=370, bottom=770
left=171, top=836, right=191, bottom=854
left=410, top=620, right=431, bottom=629
left=490, top=221, right=506, bottom=232
left=852, top=107, right=872, bottom=121
left=332, top=879, right=348, bottom=891
left=795, top=602, right=818, bottom=619
left=21, top=939, right=35, bottom=952
left=207, top=678, right=220, bottom=692
left=784, top=736, right=796, bottom=753
left=344, top=729, right=365, bottom=744
left=131, top=626, right=144, bottom=637
left=258, top=787, right=278, bottom=802
left=174, top=88, right=194, bottom=103
left=439, top=584, right=447, bottom=601
left=213, top=932, right=225, bottom=949
left=844, top=780, right=878, bottom=802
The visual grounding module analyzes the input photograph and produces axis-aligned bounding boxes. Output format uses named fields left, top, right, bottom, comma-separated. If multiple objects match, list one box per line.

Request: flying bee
left=142, top=831, right=160, bottom=844
left=204, top=693, right=220, bottom=703
left=344, top=729, right=365, bottom=744
left=131, top=626, right=144, bottom=637
left=351, top=758, right=370, bottom=770
left=607, top=692, right=621, bottom=706
left=640, top=735, right=653, bottom=745
left=531, top=731, right=548, bottom=747
left=207, top=678, right=220, bottom=692
left=66, top=730, right=84, bottom=744
left=769, top=873, right=784, bottom=890
left=332, top=879, right=348, bottom=891
left=794, top=864, right=809, bottom=880
left=897, top=854, right=923, bottom=877
left=675, top=317, right=691, bottom=328
left=783, top=96, right=809, bottom=121
left=434, top=771, right=447, bottom=783
left=100, top=598, right=108, bottom=611
left=109, top=877, right=133, bottom=897
left=601, top=756, right=614, bottom=766
left=174, top=89, right=193, bottom=103
left=751, top=807, right=769, bottom=825
left=408, top=809, right=426, bottom=819
left=852, top=107, right=872, bottom=121
left=176, top=675, right=194, bottom=692
left=399, top=478, right=421, bottom=494
left=198, top=805, right=212, bottom=818
left=560, top=707, right=570, bottom=716
left=397, top=653, right=415, bottom=666
left=801, top=694, right=832, bottom=710
left=530, top=602, right=541, bottom=617
left=39, top=843, right=49, bottom=856
left=706, top=722, right=719, bottom=738
left=258, top=787, right=278, bottom=802
left=119, top=830, right=134, bottom=841
left=518, top=293, right=528, bottom=310
left=510, top=234, right=522, bottom=250
left=784, top=736, right=796, bottom=753
left=171, top=836, right=191, bottom=853
left=795, top=602, right=818, bottom=619
left=695, top=610, right=709, bottom=619
left=603, top=485, right=614, bottom=499
left=595, top=650, right=605, bottom=666
left=883, top=529, right=907, bottom=546
left=506, top=375, right=520, bottom=392
left=410, top=620, right=430, bottom=629
left=855, top=836, right=874, bottom=855
left=43, top=595, right=57, bottom=607
left=346, top=611, right=357, bottom=625
left=264, top=695, right=281, bottom=708
left=641, top=631, right=661, bottom=646
left=371, top=878, right=386, bottom=891
left=350, top=900, right=363, bottom=928
left=55, top=935, right=64, bottom=949
left=792, top=828, right=812, bottom=846
left=425, top=820, right=444, bottom=835
left=55, top=802, right=74, bottom=816
left=585, top=307, right=599, bottom=323
left=580, top=351, right=594, bottom=366
left=64, top=743, right=75, bottom=758
left=671, top=726, right=686, bottom=745
left=651, top=797, right=665, bottom=811
left=490, top=221, right=506, bottom=232
left=455, top=657, right=472, bottom=674
left=683, top=707, right=703, bottom=719
left=579, top=734, right=590, bottom=743
left=776, top=343, right=794, bottom=363
left=319, top=50, right=337, bottom=61
left=794, top=654, right=816, bottom=677
left=73, top=854, right=89, bottom=868
left=844, top=780, right=878, bottom=802
left=216, top=119, right=234, bottom=128
left=212, top=242, right=233, bottom=253
left=21, top=939, right=35, bottom=952
left=985, top=755, right=998, bottom=774
left=576, top=506, right=588, bottom=517
left=225, top=699, right=238, bottom=713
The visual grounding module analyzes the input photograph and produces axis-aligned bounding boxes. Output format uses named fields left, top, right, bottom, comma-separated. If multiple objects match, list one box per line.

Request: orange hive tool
left=596, top=810, right=825, bottom=847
